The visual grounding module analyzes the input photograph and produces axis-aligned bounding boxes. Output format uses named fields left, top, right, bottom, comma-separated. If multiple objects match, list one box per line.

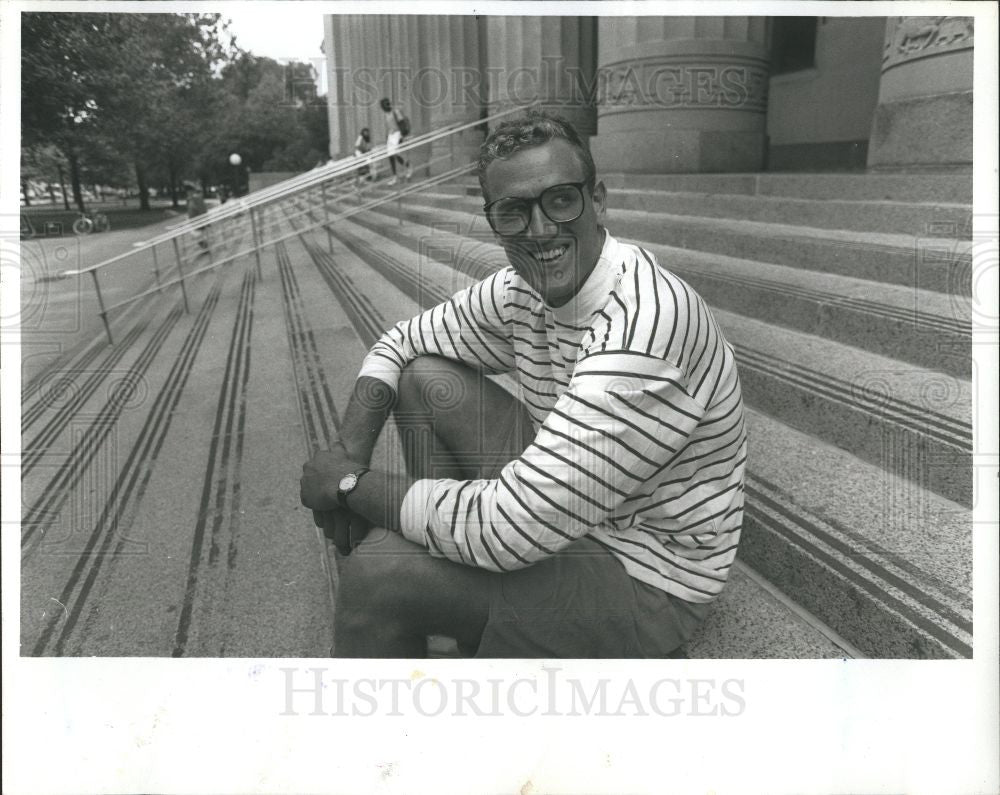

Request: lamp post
left=229, top=153, right=242, bottom=198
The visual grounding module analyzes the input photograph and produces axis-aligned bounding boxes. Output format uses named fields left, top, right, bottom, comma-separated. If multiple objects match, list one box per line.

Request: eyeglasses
left=484, top=182, right=592, bottom=237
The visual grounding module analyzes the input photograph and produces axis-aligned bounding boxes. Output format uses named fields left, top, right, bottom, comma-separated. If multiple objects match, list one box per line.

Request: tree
left=21, top=12, right=235, bottom=211
left=22, top=13, right=111, bottom=211
left=86, top=14, right=233, bottom=210
left=22, top=14, right=330, bottom=210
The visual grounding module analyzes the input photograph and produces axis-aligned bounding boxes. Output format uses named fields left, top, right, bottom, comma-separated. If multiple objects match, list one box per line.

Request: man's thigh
left=395, top=356, right=534, bottom=480
left=474, top=536, right=650, bottom=658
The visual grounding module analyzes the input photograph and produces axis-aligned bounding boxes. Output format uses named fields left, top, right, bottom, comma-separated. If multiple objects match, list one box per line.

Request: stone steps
left=445, top=170, right=973, bottom=204
left=22, top=173, right=970, bottom=660
left=376, top=186, right=972, bottom=297
left=353, top=195, right=972, bottom=378
left=612, top=190, right=970, bottom=239
left=317, top=186, right=972, bottom=658
left=435, top=178, right=971, bottom=239
left=22, top=258, right=335, bottom=656
left=607, top=172, right=974, bottom=204
left=741, top=409, right=970, bottom=659
left=338, top=201, right=972, bottom=508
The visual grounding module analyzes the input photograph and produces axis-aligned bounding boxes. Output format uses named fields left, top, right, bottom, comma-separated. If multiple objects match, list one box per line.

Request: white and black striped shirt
left=359, top=232, right=747, bottom=603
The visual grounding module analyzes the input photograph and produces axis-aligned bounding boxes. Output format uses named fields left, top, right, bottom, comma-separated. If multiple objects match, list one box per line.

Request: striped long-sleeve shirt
left=358, top=231, right=747, bottom=603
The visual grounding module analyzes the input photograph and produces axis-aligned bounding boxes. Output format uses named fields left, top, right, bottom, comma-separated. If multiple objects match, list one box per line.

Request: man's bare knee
left=397, top=355, right=474, bottom=415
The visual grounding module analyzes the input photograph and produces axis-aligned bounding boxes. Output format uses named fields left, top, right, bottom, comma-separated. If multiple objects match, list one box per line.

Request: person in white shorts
left=380, top=97, right=411, bottom=185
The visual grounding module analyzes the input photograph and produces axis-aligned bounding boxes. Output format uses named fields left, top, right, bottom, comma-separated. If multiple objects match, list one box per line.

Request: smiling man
left=300, top=112, right=747, bottom=658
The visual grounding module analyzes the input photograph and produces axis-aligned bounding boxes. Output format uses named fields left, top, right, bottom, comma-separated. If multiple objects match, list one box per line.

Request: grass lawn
left=20, top=201, right=185, bottom=238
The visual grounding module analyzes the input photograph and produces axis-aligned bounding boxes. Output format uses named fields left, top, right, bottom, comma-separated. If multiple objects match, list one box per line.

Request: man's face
left=483, top=139, right=606, bottom=307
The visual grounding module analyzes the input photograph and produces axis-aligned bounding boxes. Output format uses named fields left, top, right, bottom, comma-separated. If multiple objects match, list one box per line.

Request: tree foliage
left=21, top=12, right=329, bottom=211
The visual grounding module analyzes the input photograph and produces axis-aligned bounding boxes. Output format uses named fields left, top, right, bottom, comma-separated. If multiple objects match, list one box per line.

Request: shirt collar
left=548, top=229, right=622, bottom=324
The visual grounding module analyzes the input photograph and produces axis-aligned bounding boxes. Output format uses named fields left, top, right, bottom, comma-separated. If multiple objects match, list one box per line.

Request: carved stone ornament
left=883, top=17, right=974, bottom=70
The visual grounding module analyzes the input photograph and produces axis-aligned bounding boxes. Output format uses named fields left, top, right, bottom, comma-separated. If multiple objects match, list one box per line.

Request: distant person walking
left=354, top=127, right=375, bottom=187
left=380, top=97, right=411, bottom=186
left=185, top=181, right=209, bottom=252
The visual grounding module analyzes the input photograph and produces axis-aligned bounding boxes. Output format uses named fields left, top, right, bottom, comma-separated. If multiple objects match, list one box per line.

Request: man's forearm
left=343, top=469, right=411, bottom=534
left=338, top=376, right=396, bottom=464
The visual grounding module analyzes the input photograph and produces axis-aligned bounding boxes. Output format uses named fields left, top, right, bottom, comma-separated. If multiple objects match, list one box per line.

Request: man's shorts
left=474, top=536, right=711, bottom=658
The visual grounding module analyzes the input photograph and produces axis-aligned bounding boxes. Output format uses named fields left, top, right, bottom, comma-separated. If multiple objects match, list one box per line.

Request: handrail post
left=321, top=181, right=333, bottom=252
left=171, top=237, right=191, bottom=314
left=249, top=206, right=263, bottom=279
left=89, top=270, right=114, bottom=345
left=151, top=243, right=161, bottom=286
left=202, top=219, right=214, bottom=265
left=230, top=213, right=242, bottom=260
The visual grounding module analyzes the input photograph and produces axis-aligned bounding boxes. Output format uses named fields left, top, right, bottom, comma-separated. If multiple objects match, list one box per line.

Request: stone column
left=323, top=16, right=349, bottom=158
left=867, top=16, right=974, bottom=169
left=415, top=16, right=485, bottom=174
left=589, top=17, right=769, bottom=173
left=330, top=15, right=373, bottom=155
left=484, top=17, right=597, bottom=138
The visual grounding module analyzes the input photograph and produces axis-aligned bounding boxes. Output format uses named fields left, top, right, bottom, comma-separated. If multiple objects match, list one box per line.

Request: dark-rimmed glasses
left=484, top=181, right=593, bottom=237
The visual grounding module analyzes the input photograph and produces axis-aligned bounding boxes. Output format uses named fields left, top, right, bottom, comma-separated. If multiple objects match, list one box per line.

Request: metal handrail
left=80, top=112, right=510, bottom=268
left=289, top=161, right=478, bottom=236
left=69, top=101, right=537, bottom=344
left=68, top=104, right=531, bottom=276
left=230, top=162, right=480, bottom=264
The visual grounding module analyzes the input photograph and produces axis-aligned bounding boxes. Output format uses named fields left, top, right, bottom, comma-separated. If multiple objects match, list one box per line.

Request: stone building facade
left=322, top=15, right=974, bottom=174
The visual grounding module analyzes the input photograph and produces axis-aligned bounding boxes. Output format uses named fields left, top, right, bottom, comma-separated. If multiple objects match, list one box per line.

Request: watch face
left=339, top=473, right=359, bottom=492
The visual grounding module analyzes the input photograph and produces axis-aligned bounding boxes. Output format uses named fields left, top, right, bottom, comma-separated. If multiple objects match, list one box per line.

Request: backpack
left=394, top=108, right=411, bottom=136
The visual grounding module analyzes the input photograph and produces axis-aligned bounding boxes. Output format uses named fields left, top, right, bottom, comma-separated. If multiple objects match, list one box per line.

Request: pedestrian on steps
left=354, top=127, right=375, bottom=188
left=184, top=180, right=209, bottom=253
left=380, top=97, right=412, bottom=186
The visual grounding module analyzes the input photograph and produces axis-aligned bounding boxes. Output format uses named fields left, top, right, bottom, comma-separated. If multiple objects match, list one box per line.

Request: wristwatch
left=336, top=467, right=370, bottom=509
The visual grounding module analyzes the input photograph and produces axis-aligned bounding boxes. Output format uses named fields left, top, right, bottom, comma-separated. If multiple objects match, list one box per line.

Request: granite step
left=331, top=210, right=972, bottom=507
left=316, top=212, right=972, bottom=659
left=681, top=561, right=859, bottom=659
left=608, top=208, right=972, bottom=299
left=741, top=409, right=970, bottom=659
left=606, top=172, right=974, bottom=205
left=352, top=196, right=972, bottom=378
left=374, top=186, right=972, bottom=297
left=712, top=310, right=971, bottom=508
left=611, top=190, right=970, bottom=239
left=441, top=171, right=973, bottom=204
left=429, top=179, right=971, bottom=239
left=642, top=241, right=972, bottom=380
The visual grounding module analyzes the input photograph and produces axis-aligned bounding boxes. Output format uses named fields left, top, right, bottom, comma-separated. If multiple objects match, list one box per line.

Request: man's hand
left=311, top=508, right=372, bottom=556
left=301, top=444, right=371, bottom=555
left=300, top=446, right=356, bottom=512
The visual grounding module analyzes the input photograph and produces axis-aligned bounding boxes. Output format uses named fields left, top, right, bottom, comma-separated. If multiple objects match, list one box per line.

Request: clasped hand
left=300, top=442, right=370, bottom=555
